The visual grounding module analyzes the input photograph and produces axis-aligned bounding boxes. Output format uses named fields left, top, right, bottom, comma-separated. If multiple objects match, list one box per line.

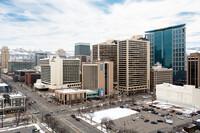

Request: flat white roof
left=9, top=93, right=26, bottom=98
left=0, top=83, right=8, bottom=87
left=55, top=89, right=96, bottom=94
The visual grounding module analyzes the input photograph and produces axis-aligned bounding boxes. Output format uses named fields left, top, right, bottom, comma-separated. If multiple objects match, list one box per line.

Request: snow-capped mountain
left=0, top=47, right=75, bottom=62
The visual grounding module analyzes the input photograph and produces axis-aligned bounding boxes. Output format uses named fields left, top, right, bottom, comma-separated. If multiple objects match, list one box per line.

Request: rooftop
left=75, top=42, right=90, bottom=46
left=55, top=89, right=95, bottom=94
left=152, top=62, right=173, bottom=71
left=9, top=93, right=26, bottom=98
left=145, top=24, right=186, bottom=33
left=0, top=83, right=8, bottom=87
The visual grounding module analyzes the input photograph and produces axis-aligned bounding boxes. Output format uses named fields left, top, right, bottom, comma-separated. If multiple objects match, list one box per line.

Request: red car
left=190, top=112, right=198, bottom=116
left=131, top=108, right=136, bottom=110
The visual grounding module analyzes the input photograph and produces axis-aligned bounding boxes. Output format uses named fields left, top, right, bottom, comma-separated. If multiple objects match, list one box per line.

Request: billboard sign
left=99, top=89, right=103, bottom=96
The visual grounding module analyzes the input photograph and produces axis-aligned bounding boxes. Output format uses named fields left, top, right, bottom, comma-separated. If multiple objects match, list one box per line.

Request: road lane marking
left=60, top=119, right=80, bottom=133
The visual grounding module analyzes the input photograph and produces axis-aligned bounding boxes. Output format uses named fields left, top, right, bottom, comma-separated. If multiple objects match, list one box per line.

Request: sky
left=0, top=0, right=200, bottom=51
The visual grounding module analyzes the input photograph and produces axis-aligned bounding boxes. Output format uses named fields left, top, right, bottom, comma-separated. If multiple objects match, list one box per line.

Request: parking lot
left=113, top=101, right=200, bottom=133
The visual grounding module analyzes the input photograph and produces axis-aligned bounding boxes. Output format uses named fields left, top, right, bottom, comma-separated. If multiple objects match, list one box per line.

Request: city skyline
left=0, top=0, right=200, bottom=50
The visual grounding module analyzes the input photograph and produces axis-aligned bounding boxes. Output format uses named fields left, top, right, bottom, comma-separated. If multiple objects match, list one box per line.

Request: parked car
left=157, top=119, right=164, bottom=123
left=177, top=116, right=184, bottom=120
left=60, top=108, right=66, bottom=111
left=71, top=114, right=76, bottom=118
left=45, top=113, right=51, bottom=117
left=162, top=108, right=166, bottom=111
left=139, top=114, right=144, bottom=119
left=190, top=112, right=198, bottom=116
left=169, top=110, right=175, bottom=113
left=132, top=117, right=136, bottom=121
left=120, top=105, right=124, bottom=108
left=165, top=119, right=173, bottom=124
left=33, top=111, right=40, bottom=114
left=131, top=108, right=136, bottom=110
left=151, top=121, right=157, bottom=124
left=32, top=128, right=40, bottom=132
left=176, top=112, right=183, bottom=115
left=136, top=109, right=141, bottom=112
left=75, top=118, right=81, bottom=121
left=185, top=114, right=192, bottom=118
left=144, top=119, right=149, bottom=122
left=197, top=110, right=200, bottom=114
left=156, top=107, right=160, bottom=109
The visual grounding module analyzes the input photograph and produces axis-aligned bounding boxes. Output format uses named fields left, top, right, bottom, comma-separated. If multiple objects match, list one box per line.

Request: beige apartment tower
left=1, top=46, right=10, bottom=72
left=82, top=61, right=113, bottom=96
left=150, top=62, right=173, bottom=93
left=117, top=35, right=150, bottom=95
left=187, top=53, right=200, bottom=88
left=92, top=40, right=117, bottom=84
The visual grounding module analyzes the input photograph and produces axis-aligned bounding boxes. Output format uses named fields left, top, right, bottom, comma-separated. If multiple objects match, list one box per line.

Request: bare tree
left=101, top=117, right=114, bottom=132
left=88, top=112, right=95, bottom=123
left=14, top=109, right=25, bottom=126
left=131, top=97, right=136, bottom=104
left=77, top=108, right=81, bottom=116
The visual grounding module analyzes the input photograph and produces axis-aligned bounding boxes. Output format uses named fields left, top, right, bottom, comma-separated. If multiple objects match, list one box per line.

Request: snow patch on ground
left=86, top=107, right=138, bottom=123
left=145, top=100, right=196, bottom=114
left=41, top=123, right=54, bottom=132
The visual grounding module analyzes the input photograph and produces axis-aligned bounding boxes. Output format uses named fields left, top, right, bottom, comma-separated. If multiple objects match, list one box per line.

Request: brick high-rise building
left=187, top=53, right=200, bottom=88
left=92, top=40, right=117, bottom=84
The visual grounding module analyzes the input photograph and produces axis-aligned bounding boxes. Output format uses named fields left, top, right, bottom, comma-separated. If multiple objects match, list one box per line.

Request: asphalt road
left=2, top=74, right=102, bottom=133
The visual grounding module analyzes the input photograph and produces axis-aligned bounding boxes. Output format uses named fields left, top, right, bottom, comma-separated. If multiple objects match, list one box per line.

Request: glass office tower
left=145, top=24, right=186, bottom=84
left=75, top=43, right=90, bottom=57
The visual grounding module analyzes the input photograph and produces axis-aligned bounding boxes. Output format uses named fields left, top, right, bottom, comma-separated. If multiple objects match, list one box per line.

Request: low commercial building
left=150, top=62, right=173, bottom=93
left=55, top=89, right=98, bottom=105
left=0, top=92, right=26, bottom=113
left=25, top=73, right=41, bottom=87
left=55, top=89, right=86, bottom=105
left=13, top=70, right=35, bottom=82
left=8, top=61, right=34, bottom=73
left=82, top=61, right=113, bottom=97
left=156, top=83, right=200, bottom=109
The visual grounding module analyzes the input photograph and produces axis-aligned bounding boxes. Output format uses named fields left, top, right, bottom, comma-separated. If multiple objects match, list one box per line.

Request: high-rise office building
left=145, top=24, right=186, bottom=84
left=1, top=46, right=10, bottom=73
left=76, top=55, right=89, bottom=72
left=8, top=61, right=34, bottom=73
left=187, top=53, right=200, bottom=88
left=39, top=55, right=81, bottom=91
left=56, top=49, right=66, bottom=57
left=92, top=40, right=117, bottom=84
left=82, top=61, right=113, bottom=96
left=117, top=35, right=150, bottom=95
left=150, top=62, right=173, bottom=93
left=75, top=43, right=90, bottom=56
left=35, top=53, right=48, bottom=66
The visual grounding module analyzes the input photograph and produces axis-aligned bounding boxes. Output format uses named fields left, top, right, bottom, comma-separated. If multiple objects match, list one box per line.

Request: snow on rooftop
left=0, top=124, right=45, bottom=133
left=85, top=107, right=138, bottom=123
left=9, top=93, right=25, bottom=98
left=0, top=83, right=8, bottom=87
left=55, top=89, right=86, bottom=93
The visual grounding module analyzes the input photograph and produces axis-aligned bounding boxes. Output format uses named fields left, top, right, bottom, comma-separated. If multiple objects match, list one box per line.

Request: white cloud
left=0, top=0, right=200, bottom=51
